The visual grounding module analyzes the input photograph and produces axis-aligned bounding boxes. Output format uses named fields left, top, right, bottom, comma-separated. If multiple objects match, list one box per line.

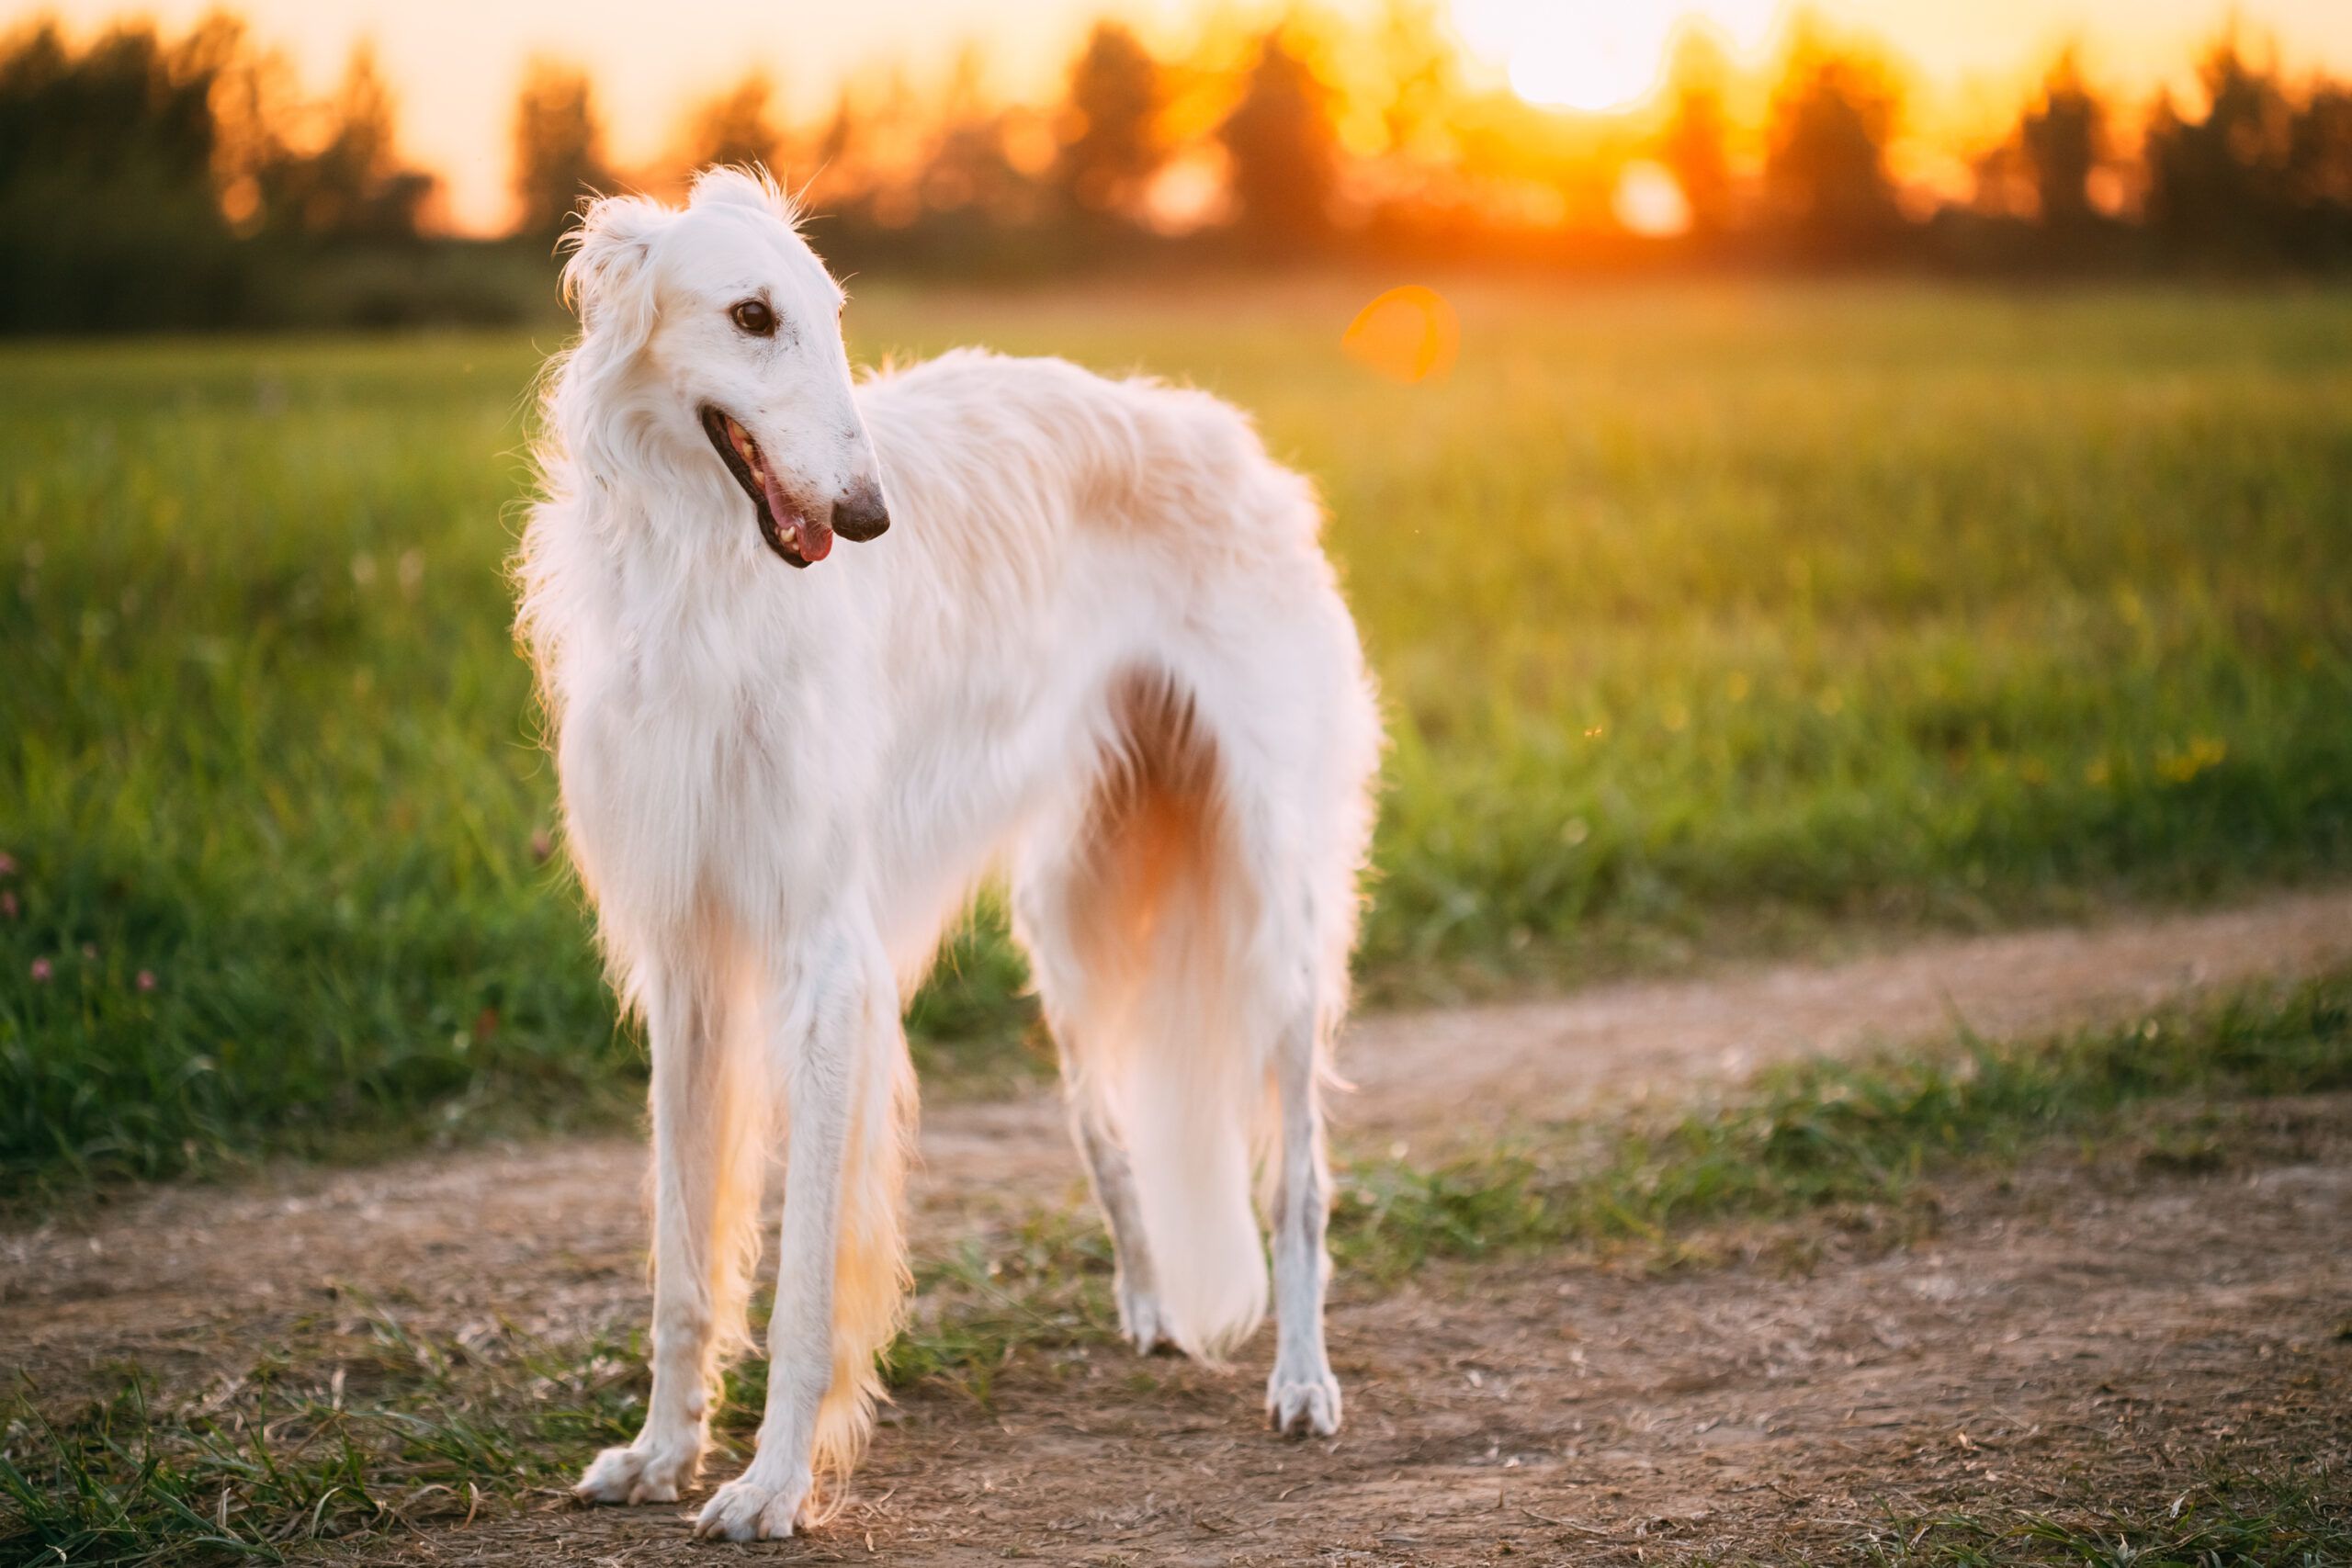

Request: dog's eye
left=730, top=299, right=775, bottom=338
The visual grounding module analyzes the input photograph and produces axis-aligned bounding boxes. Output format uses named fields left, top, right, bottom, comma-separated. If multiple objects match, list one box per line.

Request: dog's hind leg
left=1012, top=848, right=1168, bottom=1355
left=1175, top=615, right=1374, bottom=1436
left=1264, top=992, right=1340, bottom=1436
left=1062, top=1027, right=1168, bottom=1352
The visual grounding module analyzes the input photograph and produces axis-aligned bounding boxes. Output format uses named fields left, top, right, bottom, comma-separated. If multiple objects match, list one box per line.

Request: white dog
left=517, top=168, right=1380, bottom=1541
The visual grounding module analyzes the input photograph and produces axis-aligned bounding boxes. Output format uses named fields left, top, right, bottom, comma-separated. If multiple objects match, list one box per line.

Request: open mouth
left=700, top=406, right=832, bottom=568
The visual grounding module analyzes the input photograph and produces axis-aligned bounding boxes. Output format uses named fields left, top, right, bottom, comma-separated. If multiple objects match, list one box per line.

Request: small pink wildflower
left=29, top=956, right=51, bottom=983
left=0, top=852, right=15, bottom=876
left=136, top=969, right=157, bottom=992
left=0, top=891, right=16, bottom=919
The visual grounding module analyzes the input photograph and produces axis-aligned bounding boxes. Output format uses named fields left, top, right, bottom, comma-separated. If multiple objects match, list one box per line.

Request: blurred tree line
left=7, top=6, right=2352, bottom=333
left=1, top=17, right=542, bottom=329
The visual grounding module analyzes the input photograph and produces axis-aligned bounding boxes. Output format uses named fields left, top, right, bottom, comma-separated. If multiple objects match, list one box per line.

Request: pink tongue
left=760, top=468, right=832, bottom=562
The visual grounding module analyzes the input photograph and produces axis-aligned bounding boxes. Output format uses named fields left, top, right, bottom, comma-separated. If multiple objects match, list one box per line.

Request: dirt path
left=1342, top=885, right=2352, bottom=1134
left=6, top=888, right=2351, bottom=1562
left=348, top=1106, right=2352, bottom=1564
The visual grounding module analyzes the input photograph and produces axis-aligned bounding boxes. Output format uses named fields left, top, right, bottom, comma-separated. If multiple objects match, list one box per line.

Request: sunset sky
left=26, top=0, right=2352, bottom=231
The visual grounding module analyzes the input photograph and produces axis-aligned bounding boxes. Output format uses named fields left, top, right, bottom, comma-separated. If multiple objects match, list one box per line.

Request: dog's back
left=862, top=348, right=1324, bottom=570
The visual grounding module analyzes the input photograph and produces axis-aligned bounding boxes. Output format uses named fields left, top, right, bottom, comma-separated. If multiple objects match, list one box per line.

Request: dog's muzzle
left=701, top=407, right=888, bottom=568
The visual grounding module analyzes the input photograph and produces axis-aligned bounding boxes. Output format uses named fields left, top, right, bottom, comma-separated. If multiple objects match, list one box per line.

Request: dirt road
left=6, top=888, right=2350, bottom=1562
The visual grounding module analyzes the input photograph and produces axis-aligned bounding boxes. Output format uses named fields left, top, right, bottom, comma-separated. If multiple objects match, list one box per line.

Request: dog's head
left=560, top=168, right=887, bottom=569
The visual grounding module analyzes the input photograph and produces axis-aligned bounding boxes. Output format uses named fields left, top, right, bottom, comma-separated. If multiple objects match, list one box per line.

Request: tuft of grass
left=880, top=1209, right=1120, bottom=1400
left=1, top=1301, right=647, bottom=1567
left=6, top=284, right=2352, bottom=1195
left=12, top=974, right=2346, bottom=1565
left=0, top=1381, right=385, bottom=1566
left=1872, top=1464, right=2352, bottom=1566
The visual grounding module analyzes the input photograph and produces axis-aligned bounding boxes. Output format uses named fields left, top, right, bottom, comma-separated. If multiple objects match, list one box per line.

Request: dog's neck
left=566, top=455, right=893, bottom=711
left=529, top=355, right=864, bottom=684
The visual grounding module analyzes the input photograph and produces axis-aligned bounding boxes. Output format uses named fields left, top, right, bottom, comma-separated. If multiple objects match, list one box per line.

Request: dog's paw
left=573, top=1436, right=702, bottom=1506
left=1265, top=1362, right=1343, bottom=1438
left=693, top=1468, right=811, bottom=1541
left=1115, top=1279, right=1168, bottom=1355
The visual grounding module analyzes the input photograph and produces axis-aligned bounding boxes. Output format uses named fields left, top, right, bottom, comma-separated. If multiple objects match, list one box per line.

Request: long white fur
left=521, top=168, right=1380, bottom=1542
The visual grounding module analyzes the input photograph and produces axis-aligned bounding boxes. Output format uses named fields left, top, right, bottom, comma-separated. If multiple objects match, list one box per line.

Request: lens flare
left=1613, top=161, right=1692, bottom=236
left=1342, top=286, right=1461, bottom=385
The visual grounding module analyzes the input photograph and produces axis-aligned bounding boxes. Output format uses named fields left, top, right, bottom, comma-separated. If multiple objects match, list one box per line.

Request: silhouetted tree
left=788, top=88, right=870, bottom=222
left=2136, top=30, right=2352, bottom=264
left=2145, top=35, right=2287, bottom=244
left=1218, top=33, right=1338, bottom=250
left=2286, top=83, right=2352, bottom=256
left=258, top=43, right=437, bottom=243
left=2290, top=85, right=2352, bottom=205
left=922, top=49, right=1037, bottom=224
left=0, top=18, right=244, bottom=328
left=1661, top=28, right=1736, bottom=240
left=1057, top=21, right=1161, bottom=219
left=201, top=23, right=300, bottom=234
left=1764, top=28, right=1902, bottom=259
left=1368, top=0, right=1456, bottom=158
left=511, top=57, right=612, bottom=242
left=684, top=72, right=784, bottom=175
left=2019, top=48, right=2105, bottom=229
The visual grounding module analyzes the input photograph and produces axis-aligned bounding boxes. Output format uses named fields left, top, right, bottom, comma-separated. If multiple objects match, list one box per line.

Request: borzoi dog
left=518, top=167, right=1380, bottom=1541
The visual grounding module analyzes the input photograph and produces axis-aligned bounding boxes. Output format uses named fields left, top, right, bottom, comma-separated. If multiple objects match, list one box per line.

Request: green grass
left=1872, top=1466, right=2352, bottom=1567
left=6, top=971, right=2347, bottom=1567
left=6, top=281, right=2352, bottom=1192
left=1, top=1309, right=649, bottom=1565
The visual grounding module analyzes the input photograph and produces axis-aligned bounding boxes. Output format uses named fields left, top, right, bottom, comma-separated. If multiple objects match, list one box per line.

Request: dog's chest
left=557, top=630, right=816, bottom=910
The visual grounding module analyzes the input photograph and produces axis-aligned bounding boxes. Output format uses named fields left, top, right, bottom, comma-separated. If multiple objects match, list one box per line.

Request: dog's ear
left=560, top=193, right=666, bottom=347
left=689, top=164, right=799, bottom=227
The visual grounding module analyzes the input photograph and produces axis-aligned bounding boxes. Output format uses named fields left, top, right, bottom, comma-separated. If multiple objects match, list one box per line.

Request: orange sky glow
left=21, top=0, right=2352, bottom=232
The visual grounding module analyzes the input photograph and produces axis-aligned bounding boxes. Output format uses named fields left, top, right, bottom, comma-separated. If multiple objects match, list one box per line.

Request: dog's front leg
left=695, top=920, right=892, bottom=1541
left=576, top=967, right=733, bottom=1504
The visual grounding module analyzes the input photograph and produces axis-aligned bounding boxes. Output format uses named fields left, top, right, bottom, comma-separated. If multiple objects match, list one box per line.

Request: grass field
left=5, top=279, right=2351, bottom=1193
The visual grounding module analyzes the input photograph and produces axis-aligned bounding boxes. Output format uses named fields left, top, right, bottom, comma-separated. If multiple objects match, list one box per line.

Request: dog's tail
left=1041, top=680, right=1278, bottom=1362
left=1112, top=908, right=1276, bottom=1362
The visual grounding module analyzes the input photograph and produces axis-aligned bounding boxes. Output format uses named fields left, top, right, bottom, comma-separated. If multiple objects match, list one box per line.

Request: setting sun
left=1452, top=0, right=1781, bottom=113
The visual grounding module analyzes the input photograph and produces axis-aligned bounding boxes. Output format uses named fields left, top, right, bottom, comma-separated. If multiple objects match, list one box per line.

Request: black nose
left=831, top=476, right=889, bottom=542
